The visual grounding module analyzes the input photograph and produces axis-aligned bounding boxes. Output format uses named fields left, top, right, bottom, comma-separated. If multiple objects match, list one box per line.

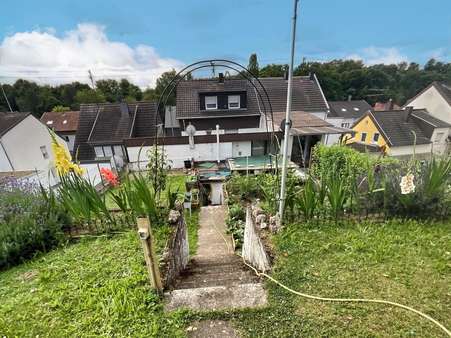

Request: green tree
left=51, top=105, right=70, bottom=112
left=248, top=53, right=259, bottom=76
left=75, top=89, right=106, bottom=105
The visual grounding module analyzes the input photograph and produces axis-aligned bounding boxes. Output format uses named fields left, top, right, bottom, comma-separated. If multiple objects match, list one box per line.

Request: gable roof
left=354, top=108, right=451, bottom=147
left=40, top=111, right=80, bottom=132
left=405, top=81, right=451, bottom=107
left=176, top=75, right=329, bottom=119
left=73, top=102, right=159, bottom=161
left=0, top=112, right=30, bottom=138
left=328, top=100, right=372, bottom=118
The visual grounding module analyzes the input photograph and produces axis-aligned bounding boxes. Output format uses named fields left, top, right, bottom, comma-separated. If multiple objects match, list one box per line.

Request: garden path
left=164, top=205, right=267, bottom=314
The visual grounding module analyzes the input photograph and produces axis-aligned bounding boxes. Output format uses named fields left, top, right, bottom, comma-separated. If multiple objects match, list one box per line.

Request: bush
left=0, top=184, right=67, bottom=269
left=226, top=202, right=246, bottom=248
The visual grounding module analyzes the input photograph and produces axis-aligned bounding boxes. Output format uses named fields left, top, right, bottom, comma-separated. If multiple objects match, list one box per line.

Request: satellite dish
left=186, top=123, right=196, bottom=149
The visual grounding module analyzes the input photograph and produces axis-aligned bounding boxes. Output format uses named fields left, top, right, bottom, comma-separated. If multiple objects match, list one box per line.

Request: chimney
left=119, top=102, right=129, bottom=118
left=388, top=98, right=394, bottom=110
left=405, top=106, right=413, bottom=122
left=218, top=73, right=224, bottom=83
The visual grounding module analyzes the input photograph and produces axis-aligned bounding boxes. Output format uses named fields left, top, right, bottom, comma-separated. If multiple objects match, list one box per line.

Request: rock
left=252, top=206, right=265, bottom=219
left=260, top=222, right=268, bottom=229
left=269, top=214, right=281, bottom=233
left=168, top=210, right=181, bottom=224
left=255, top=214, right=266, bottom=225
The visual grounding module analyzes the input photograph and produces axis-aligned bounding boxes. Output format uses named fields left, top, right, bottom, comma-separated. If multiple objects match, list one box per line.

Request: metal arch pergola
left=153, top=59, right=281, bottom=162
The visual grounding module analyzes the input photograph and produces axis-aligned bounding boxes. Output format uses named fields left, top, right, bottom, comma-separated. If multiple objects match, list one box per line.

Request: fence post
left=137, top=217, right=163, bottom=293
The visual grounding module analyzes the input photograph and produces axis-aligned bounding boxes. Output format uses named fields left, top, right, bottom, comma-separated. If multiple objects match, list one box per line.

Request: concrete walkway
left=164, top=205, right=267, bottom=312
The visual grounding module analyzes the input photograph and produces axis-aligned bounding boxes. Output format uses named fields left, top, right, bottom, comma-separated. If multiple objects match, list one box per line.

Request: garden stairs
left=164, top=205, right=267, bottom=311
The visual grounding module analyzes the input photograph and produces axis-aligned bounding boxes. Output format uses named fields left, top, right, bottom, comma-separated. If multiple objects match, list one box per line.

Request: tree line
left=1, top=56, right=451, bottom=118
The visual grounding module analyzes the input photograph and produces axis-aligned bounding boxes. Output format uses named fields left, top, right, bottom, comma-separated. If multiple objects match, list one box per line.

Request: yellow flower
left=50, top=131, right=85, bottom=176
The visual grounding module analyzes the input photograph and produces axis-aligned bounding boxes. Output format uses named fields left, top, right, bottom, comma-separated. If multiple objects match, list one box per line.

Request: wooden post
left=137, top=217, right=163, bottom=292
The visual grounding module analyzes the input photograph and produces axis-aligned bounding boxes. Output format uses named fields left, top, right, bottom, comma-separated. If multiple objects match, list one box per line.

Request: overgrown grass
left=184, top=219, right=451, bottom=337
left=0, top=231, right=185, bottom=337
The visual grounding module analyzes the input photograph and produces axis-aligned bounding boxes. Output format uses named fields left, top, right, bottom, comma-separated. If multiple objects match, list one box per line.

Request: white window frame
left=103, top=146, right=113, bottom=157
left=373, top=133, right=380, bottom=143
left=434, top=132, right=444, bottom=144
left=228, top=95, right=240, bottom=109
left=205, top=96, right=218, bottom=110
left=94, top=146, right=104, bottom=158
left=361, top=132, right=367, bottom=142
left=40, top=146, right=49, bottom=159
left=113, top=145, right=123, bottom=157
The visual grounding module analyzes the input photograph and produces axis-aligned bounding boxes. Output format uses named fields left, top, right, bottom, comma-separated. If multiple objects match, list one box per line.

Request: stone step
left=182, top=263, right=248, bottom=275
left=164, top=283, right=267, bottom=311
left=175, top=271, right=259, bottom=289
left=190, top=256, right=243, bottom=267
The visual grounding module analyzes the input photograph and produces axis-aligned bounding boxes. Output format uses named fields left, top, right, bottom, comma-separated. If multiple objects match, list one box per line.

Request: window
left=341, top=122, right=350, bottom=128
left=94, top=146, right=104, bottom=158
left=103, top=146, right=113, bottom=157
left=40, top=146, right=49, bottom=159
left=205, top=96, right=218, bottom=110
left=373, top=133, right=380, bottom=143
left=113, top=145, right=123, bottom=157
left=434, top=132, right=444, bottom=144
left=65, top=136, right=70, bottom=142
left=228, top=95, right=240, bottom=109
left=361, top=132, right=367, bottom=142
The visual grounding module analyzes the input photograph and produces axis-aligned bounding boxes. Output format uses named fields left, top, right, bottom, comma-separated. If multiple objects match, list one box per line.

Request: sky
left=0, top=0, right=450, bottom=88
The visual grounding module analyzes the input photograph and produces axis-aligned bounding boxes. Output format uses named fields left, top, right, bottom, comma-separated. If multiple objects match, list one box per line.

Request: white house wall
left=388, top=143, right=432, bottom=157
left=127, top=142, right=245, bottom=169
left=0, top=142, right=13, bottom=171
left=408, top=86, right=451, bottom=125
left=0, top=115, right=69, bottom=172
left=430, top=127, right=450, bottom=155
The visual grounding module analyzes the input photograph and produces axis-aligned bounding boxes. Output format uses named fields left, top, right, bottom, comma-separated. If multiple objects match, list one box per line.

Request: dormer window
left=228, top=95, right=240, bottom=109
left=205, top=96, right=218, bottom=110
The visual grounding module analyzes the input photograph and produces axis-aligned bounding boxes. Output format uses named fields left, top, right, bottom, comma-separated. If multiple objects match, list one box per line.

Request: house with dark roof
left=40, top=110, right=80, bottom=153
left=124, top=74, right=348, bottom=168
left=73, top=101, right=159, bottom=164
left=325, top=100, right=372, bottom=144
left=345, top=107, right=451, bottom=159
left=404, top=81, right=451, bottom=128
left=0, top=112, right=68, bottom=186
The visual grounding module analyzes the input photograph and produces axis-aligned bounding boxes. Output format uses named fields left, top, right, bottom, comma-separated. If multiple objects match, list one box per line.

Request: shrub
left=0, top=184, right=67, bottom=269
left=226, top=202, right=246, bottom=248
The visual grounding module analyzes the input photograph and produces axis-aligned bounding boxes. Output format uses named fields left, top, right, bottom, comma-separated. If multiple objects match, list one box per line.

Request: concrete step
left=164, top=283, right=267, bottom=311
left=175, top=271, right=259, bottom=289
left=182, top=263, right=248, bottom=275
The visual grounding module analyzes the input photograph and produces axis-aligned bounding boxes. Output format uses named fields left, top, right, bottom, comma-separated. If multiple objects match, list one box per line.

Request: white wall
left=232, top=141, right=252, bottom=157
left=0, top=142, right=13, bottom=171
left=127, top=142, right=241, bottom=169
left=430, top=127, right=450, bottom=155
left=0, top=115, right=69, bottom=172
left=388, top=143, right=432, bottom=157
left=408, top=86, right=451, bottom=125
left=63, top=133, right=76, bottom=152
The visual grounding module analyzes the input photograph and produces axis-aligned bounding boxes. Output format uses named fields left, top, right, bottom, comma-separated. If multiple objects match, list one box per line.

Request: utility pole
left=88, top=70, right=95, bottom=88
left=1, top=84, right=13, bottom=113
left=278, top=0, right=299, bottom=223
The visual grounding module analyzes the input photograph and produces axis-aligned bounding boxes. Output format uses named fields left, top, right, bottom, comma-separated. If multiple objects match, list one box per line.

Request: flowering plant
left=50, top=132, right=84, bottom=176
left=100, top=168, right=119, bottom=187
left=400, top=173, right=415, bottom=195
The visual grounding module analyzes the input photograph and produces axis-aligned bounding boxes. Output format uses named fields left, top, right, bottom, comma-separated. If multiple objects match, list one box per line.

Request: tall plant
left=146, top=145, right=172, bottom=200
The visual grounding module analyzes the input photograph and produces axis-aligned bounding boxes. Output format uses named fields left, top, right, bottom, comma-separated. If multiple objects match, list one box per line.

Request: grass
left=201, top=218, right=450, bottom=337
left=1, top=213, right=448, bottom=337
left=0, top=230, right=186, bottom=337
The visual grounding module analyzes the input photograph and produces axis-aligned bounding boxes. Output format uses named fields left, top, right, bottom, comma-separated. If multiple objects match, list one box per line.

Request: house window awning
left=291, top=126, right=353, bottom=136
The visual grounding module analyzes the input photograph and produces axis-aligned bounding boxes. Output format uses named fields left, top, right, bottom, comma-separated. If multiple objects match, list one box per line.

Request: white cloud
left=346, top=47, right=408, bottom=65
left=0, top=23, right=183, bottom=88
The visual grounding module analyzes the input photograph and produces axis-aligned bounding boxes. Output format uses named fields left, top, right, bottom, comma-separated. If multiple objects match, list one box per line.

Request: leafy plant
left=296, top=177, right=318, bottom=220
left=326, top=173, right=349, bottom=221
left=166, top=185, right=180, bottom=210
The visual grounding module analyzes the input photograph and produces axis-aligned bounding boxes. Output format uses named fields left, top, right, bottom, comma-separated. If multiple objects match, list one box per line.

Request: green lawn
left=1, top=218, right=449, bottom=337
